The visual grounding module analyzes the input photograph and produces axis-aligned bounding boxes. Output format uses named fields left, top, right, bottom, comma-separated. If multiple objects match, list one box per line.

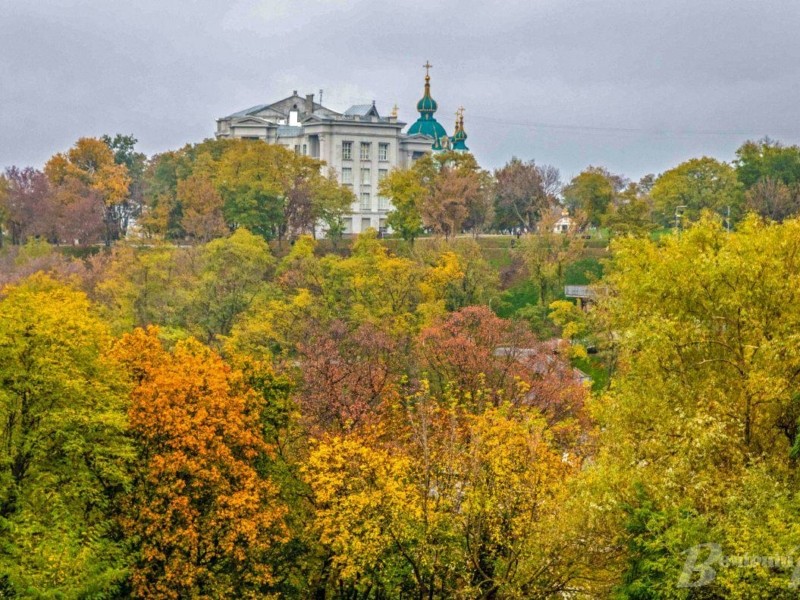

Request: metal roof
left=276, top=125, right=304, bottom=137
left=228, top=104, right=269, bottom=118
left=344, top=104, right=377, bottom=117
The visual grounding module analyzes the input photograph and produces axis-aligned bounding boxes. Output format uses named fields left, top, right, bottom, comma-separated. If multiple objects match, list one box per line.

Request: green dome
left=451, top=111, right=469, bottom=151
left=407, top=116, right=448, bottom=139
left=407, top=72, right=447, bottom=142
left=416, top=92, right=437, bottom=113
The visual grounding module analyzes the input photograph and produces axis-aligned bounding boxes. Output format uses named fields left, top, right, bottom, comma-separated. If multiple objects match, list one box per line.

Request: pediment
left=232, top=117, right=273, bottom=126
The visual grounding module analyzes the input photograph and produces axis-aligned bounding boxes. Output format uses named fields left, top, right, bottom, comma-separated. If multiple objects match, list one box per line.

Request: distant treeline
left=4, top=135, right=800, bottom=247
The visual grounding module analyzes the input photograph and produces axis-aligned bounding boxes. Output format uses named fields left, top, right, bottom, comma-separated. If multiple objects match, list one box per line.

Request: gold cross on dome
left=423, top=61, right=432, bottom=77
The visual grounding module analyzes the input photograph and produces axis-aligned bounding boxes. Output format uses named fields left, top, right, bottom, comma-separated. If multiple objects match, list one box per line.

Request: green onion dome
left=450, top=109, right=469, bottom=151
left=407, top=70, right=448, bottom=140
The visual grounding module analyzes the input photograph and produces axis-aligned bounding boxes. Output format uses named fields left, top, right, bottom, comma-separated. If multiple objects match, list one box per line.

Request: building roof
left=229, top=104, right=270, bottom=118
left=276, top=125, right=304, bottom=137
left=343, top=103, right=380, bottom=117
left=224, top=92, right=341, bottom=120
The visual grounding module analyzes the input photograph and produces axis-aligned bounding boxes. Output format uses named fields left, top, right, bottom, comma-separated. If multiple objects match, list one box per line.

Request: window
left=360, top=142, right=371, bottom=161
left=379, top=143, right=389, bottom=161
left=294, top=144, right=300, bottom=154
left=341, top=167, right=353, bottom=186
left=302, top=144, right=307, bottom=155
left=342, top=141, right=353, bottom=160
left=378, top=195, right=390, bottom=210
left=361, top=217, right=372, bottom=231
left=360, top=191, right=371, bottom=210
left=343, top=217, right=352, bottom=234
left=361, top=168, right=371, bottom=185
left=378, top=168, right=388, bottom=182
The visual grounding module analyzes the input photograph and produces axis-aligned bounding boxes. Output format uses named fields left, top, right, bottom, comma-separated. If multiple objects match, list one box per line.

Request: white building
left=215, top=67, right=459, bottom=234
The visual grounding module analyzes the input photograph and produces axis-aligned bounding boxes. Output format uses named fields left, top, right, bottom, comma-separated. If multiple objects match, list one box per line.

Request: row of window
left=341, top=167, right=388, bottom=185
left=359, top=192, right=390, bottom=211
left=343, top=217, right=388, bottom=233
left=342, top=141, right=389, bottom=161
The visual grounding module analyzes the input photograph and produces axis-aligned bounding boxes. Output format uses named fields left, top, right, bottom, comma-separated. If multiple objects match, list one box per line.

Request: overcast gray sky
left=2, top=0, right=799, bottom=180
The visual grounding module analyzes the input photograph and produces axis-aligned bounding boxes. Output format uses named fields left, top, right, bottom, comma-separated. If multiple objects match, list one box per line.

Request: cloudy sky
left=2, top=0, right=799, bottom=180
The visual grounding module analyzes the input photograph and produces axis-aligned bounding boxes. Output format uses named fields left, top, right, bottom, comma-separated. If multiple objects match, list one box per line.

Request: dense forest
left=2, top=135, right=800, bottom=597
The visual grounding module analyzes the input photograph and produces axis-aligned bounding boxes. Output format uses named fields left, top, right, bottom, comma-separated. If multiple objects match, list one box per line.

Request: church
left=215, top=63, right=469, bottom=234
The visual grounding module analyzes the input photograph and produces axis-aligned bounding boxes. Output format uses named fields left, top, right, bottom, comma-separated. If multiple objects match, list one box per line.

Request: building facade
left=215, top=68, right=465, bottom=234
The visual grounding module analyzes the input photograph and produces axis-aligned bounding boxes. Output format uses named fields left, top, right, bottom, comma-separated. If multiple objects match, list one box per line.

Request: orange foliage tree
left=111, top=328, right=286, bottom=599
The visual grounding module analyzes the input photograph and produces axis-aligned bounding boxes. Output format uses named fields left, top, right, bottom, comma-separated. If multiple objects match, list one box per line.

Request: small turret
left=451, top=106, right=469, bottom=152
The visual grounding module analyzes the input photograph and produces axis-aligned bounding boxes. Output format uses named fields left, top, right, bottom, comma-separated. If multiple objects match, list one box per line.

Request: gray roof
left=276, top=125, right=303, bottom=137
left=344, top=104, right=380, bottom=117
left=228, top=104, right=269, bottom=118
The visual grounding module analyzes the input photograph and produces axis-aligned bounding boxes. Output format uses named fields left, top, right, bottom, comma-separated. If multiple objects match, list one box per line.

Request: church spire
left=452, top=106, right=469, bottom=152
left=407, top=60, right=448, bottom=143
left=416, top=61, right=438, bottom=116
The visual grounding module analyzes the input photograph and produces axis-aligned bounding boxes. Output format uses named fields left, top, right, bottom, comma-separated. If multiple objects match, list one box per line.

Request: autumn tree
left=141, top=139, right=351, bottom=243
left=381, top=152, right=489, bottom=241
left=421, top=152, right=487, bottom=239
left=412, top=237, right=500, bottom=310
left=45, top=137, right=131, bottom=244
left=177, top=174, right=228, bottom=242
left=417, top=306, right=589, bottom=449
left=304, top=390, right=579, bottom=598
left=0, top=167, right=53, bottom=245
left=590, top=215, right=800, bottom=595
left=296, top=320, right=402, bottom=434
left=85, top=241, right=196, bottom=334
left=216, top=141, right=351, bottom=242
left=0, top=275, right=133, bottom=596
left=493, top=158, right=560, bottom=231
left=112, top=328, right=287, bottom=599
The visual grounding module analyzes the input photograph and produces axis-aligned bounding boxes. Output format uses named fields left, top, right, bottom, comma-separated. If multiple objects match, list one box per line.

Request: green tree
left=188, top=228, right=275, bottom=344
left=602, top=181, right=656, bottom=238
left=735, top=138, right=800, bottom=221
left=518, top=228, right=584, bottom=305
left=563, top=167, right=622, bottom=227
left=0, top=274, right=133, bottom=596
left=650, top=157, right=742, bottom=227
left=381, top=168, right=426, bottom=243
